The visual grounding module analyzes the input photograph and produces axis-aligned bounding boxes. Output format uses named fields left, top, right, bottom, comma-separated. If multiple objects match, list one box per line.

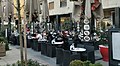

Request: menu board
left=112, top=32, right=120, bottom=61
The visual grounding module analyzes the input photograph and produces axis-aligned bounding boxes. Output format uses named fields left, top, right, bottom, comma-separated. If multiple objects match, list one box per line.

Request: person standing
left=14, top=29, right=19, bottom=45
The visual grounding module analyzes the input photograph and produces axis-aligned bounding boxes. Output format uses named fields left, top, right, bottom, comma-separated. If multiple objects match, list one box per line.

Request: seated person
left=31, top=34, right=36, bottom=37
left=51, top=33, right=64, bottom=44
left=73, top=34, right=82, bottom=47
left=36, top=32, right=42, bottom=41
left=55, top=36, right=63, bottom=42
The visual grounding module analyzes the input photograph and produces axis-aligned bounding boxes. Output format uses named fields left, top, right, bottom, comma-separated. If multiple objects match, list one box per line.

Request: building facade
left=47, top=0, right=120, bottom=31
left=46, top=0, right=81, bottom=31
left=101, top=0, right=120, bottom=29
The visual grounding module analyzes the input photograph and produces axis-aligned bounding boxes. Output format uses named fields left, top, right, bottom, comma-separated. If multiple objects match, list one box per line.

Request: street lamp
left=8, top=13, right=12, bottom=36
left=7, top=13, right=12, bottom=43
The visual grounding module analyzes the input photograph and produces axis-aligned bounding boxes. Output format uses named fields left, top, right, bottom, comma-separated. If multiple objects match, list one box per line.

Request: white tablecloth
left=70, top=48, right=86, bottom=52
left=51, top=39, right=64, bottom=45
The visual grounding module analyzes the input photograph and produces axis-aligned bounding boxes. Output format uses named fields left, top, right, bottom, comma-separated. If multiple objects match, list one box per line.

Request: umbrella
left=26, top=0, right=41, bottom=21
left=85, top=0, right=91, bottom=19
left=84, top=0, right=104, bottom=20
left=2, top=0, right=14, bottom=21
left=72, top=0, right=81, bottom=22
left=0, top=4, right=2, bottom=17
left=92, top=0, right=104, bottom=20
left=25, top=0, right=30, bottom=12
left=31, top=0, right=41, bottom=14
left=42, top=0, right=49, bottom=22
left=7, top=0, right=14, bottom=14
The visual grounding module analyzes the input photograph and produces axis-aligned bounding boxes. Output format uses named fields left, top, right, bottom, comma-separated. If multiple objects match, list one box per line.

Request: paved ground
left=0, top=45, right=108, bottom=66
left=95, top=50, right=109, bottom=66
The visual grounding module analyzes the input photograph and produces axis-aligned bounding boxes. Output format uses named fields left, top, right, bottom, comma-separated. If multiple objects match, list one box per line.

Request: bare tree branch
left=20, top=5, right=24, bottom=10
left=8, top=0, right=18, bottom=10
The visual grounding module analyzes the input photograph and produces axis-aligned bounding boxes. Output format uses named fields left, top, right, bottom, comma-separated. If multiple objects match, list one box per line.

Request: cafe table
left=51, top=39, right=64, bottom=45
left=70, top=48, right=86, bottom=52
left=70, top=47, right=86, bottom=61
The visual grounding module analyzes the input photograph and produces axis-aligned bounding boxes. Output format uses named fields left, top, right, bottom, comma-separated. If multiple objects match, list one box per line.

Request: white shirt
left=70, top=43, right=75, bottom=50
left=14, top=30, right=19, bottom=37
left=36, top=34, right=42, bottom=41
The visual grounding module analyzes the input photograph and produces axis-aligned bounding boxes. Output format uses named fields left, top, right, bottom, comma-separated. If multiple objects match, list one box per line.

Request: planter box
left=99, top=45, right=109, bottom=62
left=0, top=44, right=6, bottom=57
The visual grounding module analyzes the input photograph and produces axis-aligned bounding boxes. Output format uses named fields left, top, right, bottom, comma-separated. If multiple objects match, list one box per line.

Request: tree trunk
left=24, top=0, right=28, bottom=66
left=17, top=0, right=24, bottom=66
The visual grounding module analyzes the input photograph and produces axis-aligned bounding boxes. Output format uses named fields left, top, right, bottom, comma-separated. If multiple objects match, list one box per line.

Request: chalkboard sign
left=112, top=32, right=120, bottom=61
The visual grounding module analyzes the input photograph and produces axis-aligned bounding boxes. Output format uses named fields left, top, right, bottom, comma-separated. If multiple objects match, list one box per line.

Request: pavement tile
left=0, top=45, right=108, bottom=66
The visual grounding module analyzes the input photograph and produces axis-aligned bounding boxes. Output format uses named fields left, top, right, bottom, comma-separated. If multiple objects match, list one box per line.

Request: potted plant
left=0, top=37, right=7, bottom=57
left=0, top=31, right=9, bottom=51
left=98, top=31, right=109, bottom=62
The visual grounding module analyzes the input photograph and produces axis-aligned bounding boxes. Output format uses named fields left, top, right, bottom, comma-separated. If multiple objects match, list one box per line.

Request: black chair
left=70, top=52, right=81, bottom=61
left=62, top=50, right=71, bottom=66
left=27, top=38, right=31, bottom=48
left=46, top=43, right=56, bottom=57
left=51, top=45, right=56, bottom=57
left=46, top=43, right=50, bottom=57
left=37, top=41, right=41, bottom=51
left=41, top=41, right=47, bottom=55
left=94, top=41, right=99, bottom=50
left=82, top=45, right=95, bottom=63
left=31, top=39, right=34, bottom=49
left=33, top=39, right=38, bottom=51
left=76, top=44, right=84, bottom=48
left=56, top=48, right=63, bottom=65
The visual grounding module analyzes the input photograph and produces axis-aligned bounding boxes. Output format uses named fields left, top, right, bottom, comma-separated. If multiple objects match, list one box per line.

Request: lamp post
left=8, top=13, right=12, bottom=35
left=7, top=13, right=12, bottom=43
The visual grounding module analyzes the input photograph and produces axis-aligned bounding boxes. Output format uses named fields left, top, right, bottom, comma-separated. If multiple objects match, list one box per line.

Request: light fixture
left=84, top=19, right=89, bottom=24
left=84, top=36, right=90, bottom=42
left=84, top=31, right=90, bottom=35
left=84, top=25, right=90, bottom=30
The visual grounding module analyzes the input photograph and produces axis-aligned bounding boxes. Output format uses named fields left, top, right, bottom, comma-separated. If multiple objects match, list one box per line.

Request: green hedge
left=6, top=59, right=48, bottom=66
left=70, top=60, right=102, bottom=66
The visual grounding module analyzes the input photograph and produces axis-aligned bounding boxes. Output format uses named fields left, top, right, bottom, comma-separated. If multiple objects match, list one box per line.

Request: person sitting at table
left=55, top=32, right=63, bottom=42
left=35, top=32, right=43, bottom=41
left=62, top=31, right=69, bottom=50
left=47, top=31, right=54, bottom=43
left=70, top=43, right=75, bottom=50
left=51, top=32, right=64, bottom=48
left=73, top=33, right=82, bottom=47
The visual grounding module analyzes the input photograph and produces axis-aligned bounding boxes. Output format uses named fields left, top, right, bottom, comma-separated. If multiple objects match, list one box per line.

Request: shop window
left=60, top=0, right=67, bottom=7
left=49, top=2, right=54, bottom=10
left=60, top=17, right=71, bottom=31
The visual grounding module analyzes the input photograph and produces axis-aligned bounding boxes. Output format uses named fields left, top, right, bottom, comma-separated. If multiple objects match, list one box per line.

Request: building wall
left=48, top=0, right=74, bottom=15
left=102, top=0, right=120, bottom=9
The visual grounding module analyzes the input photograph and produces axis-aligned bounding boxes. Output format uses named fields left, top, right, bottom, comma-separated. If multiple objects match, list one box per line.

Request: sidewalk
left=0, top=45, right=108, bottom=66
left=95, top=50, right=109, bottom=66
left=0, top=45, right=57, bottom=66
